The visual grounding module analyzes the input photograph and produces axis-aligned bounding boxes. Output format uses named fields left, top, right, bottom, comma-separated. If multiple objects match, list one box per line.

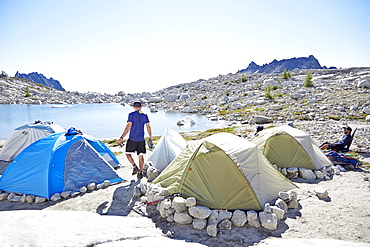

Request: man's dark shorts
left=125, top=139, right=146, bottom=155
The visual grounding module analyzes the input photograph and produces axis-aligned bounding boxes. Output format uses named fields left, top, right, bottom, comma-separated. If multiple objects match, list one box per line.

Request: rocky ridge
left=15, top=72, right=65, bottom=91
left=239, top=55, right=334, bottom=74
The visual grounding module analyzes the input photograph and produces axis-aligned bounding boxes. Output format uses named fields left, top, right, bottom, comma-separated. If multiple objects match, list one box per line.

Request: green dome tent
left=153, top=133, right=296, bottom=211
left=251, top=125, right=332, bottom=170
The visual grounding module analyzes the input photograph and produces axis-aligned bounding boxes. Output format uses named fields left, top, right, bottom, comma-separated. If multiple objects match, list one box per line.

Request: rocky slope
left=1, top=67, right=370, bottom=125
left=140, top=67, right=370, bottom=123
left=0, top=76, right=122, bottom=104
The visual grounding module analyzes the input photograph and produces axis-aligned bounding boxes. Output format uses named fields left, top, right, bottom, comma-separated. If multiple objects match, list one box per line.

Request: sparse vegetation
left=24, top=86, right=32, bottom=97
left=282, top=69, right=292, bottom=79
left=304, top=71, right=314, bottom=87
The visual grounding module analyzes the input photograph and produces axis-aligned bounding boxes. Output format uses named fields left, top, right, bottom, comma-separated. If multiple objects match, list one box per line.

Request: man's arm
left=335, top=134, right=351, bottom=146
left=146, top=122, right=152, bottom=140
left=118, top=122, right=132, bottom=145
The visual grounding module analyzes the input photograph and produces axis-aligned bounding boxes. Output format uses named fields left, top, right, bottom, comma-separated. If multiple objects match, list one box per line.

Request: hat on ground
left=256, top=126, right=264, bottom=132
left=133, top=102, right=142, bottom=107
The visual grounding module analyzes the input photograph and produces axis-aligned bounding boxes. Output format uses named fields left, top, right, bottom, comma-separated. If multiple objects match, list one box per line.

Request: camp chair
left=332, top=128, right=357, bottom=153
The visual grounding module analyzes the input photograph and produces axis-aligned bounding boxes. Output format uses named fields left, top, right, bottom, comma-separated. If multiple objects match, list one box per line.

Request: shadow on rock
left=97, top=179, right=139, bottom=216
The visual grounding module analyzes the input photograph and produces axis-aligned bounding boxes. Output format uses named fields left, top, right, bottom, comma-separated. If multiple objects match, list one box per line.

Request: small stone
left=96, top=184, right=104, bottom=190
left=61, top=191, right=71, bottom=199
left=133, top=186, right=142, bottom=198
left=157, top=187, right=170, bottom=196
left=51, top=193, right=61, bottom=202
left=270, top=206, right=285, bottom=220
left=172, top=197, right=187, bottom=213
left=192, top=218, right=207, bottom=230
left=247, top=210, right=260, bottom=227
left=174, top=211, right=193, bottom=225
left=288, top=190, right=298, bottom=201
left=166, top=214, right=174, bottom=222
left=314, top=187, right=329, bottom=199
left=147, top=166, right=161, bottom=182
left=218, top=219, right=232, bottom=230
left=287, top=167, right=299, bottom=178
left=35, top=197, right=47, bottom=204
left=20, top=194, right=27, bottom=203
left=278, top=191, right=290, bottom=201
left=87, top=183, right=96, bottom=191
left=259, top=212, right=278, bottom=230
left=206, top=225, right=218, bottom=237
left=7, top=193, right=15, bottom=201
left=275, top=198, right=288, bottom=213
left=231, top=210, right=247, bottom=227
left=281, top=168, right=287, bottom=176
left=103, top=180, right=110, bottom=187
left=287, top=199, right=299, bottom=209
left=79, top=186, right=87, bottom=193
left=218, top=210, right=232, bottom=222
left=9, top=195, right=22, bottom=202
left=71, top=191, right=80, bottom=197
left=26, top=195, right=35, bottom=203
left=264, top=203, right=272, bottom=213
left=314, top=170, right=324, bottom=179
left=140, top=182, right=148, bottom=195
left=185, top=197, right=196, bottom=207
left=0, top=193, right=9, bottom=201
left=188, top=206, right=212, bottom=219
left=208, top=210, right=219, bottom=225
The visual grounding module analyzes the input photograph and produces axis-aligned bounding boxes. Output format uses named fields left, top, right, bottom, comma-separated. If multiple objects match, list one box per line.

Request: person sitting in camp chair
left=320, top=126, right=353, bottom=152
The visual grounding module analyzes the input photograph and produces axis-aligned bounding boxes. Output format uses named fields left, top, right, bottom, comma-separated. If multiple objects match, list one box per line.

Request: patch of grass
left=219, top=110, right=228, bottom=115
left=113, top=151, right=123, bottom=156
left=194, top=127, right=237, bottom=139
left=347, top=115, right=366, bottom=120
left=328, top=116, right=342, bottom=120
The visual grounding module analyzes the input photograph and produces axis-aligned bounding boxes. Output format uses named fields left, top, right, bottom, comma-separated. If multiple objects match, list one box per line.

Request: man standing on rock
left=117, top=102, right=152, bottom=179
left=319, top=126, right=352, bottom=151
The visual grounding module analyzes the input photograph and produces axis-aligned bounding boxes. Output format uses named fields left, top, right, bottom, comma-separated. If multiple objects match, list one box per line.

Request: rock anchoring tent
left=153, top=133, right=296, bottom=211
left=251, top=125, right=332, bottom=170
left=0, top=121, right=66, bottom=162
left=147, top=127, right=187, bottom=171
left=0, top=130, right=123, bottom=199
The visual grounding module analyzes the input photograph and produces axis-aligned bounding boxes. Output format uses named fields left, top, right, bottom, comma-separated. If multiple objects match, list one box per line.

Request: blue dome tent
left=0, top=129, right=123, bottom=199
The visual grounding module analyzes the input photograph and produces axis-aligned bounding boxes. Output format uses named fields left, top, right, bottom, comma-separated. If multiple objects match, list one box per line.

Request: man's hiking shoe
left=137, top=171, right=143, bottom=180
left=132, top=165, right=140, bottom=175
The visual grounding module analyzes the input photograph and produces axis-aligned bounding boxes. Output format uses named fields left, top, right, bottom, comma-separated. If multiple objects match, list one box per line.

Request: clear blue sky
left=1, top=0, right=369, bottom=94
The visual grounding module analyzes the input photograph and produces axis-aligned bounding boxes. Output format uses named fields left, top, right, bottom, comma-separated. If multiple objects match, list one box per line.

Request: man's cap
left=343, top=126, right=352, bottom=132
left=133, top=102, right=142, bottom=107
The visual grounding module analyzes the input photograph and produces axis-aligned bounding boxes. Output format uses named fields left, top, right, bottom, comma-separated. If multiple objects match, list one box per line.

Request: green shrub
left=24, top=86, right=32, bottom=97
left=304, top=71, right=314, bottom=87
left=282, top=69, right=292, bottom=79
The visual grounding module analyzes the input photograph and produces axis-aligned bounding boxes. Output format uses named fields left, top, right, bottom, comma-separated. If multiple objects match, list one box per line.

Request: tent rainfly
left=0, top=130, right=123, bottom=198
left=0, top=121, right=66, bottom=162
left=153, top=133, right=297, bottom=211
left=147, top=127, right=187, bottom=171
left=251, top=125, right=332, bottom=170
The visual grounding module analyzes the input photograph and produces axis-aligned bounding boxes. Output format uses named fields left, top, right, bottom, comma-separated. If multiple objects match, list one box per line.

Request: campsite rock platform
left=0, top=121, right=370, bottom=246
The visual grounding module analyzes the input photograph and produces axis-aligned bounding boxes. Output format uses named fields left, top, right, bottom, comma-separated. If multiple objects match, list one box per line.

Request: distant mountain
left=15, top=72, right=64, bottom=91
left=238, top=55, right=336, bottom=74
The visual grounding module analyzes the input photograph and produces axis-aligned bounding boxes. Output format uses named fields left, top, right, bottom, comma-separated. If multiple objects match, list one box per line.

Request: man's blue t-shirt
left=128, top=111, right=149, bottom=142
